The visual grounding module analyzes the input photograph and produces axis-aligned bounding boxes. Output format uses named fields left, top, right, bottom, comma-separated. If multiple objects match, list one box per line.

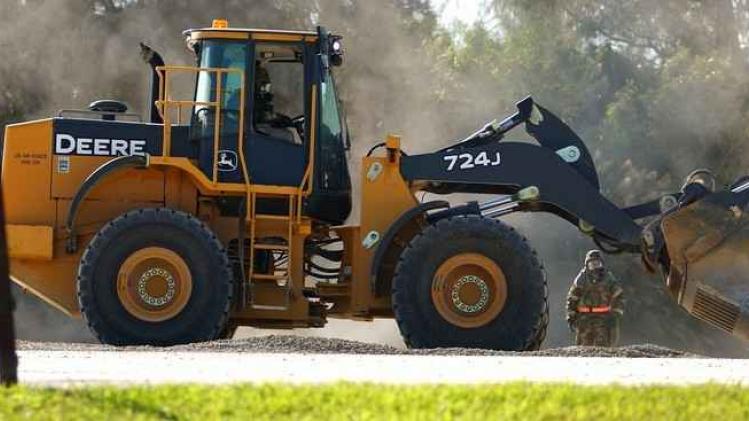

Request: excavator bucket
left=662, top=190, right=749, bottom=339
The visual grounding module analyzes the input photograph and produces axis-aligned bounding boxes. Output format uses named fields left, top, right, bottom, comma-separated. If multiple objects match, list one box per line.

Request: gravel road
left=17, top=335, right=749, bottom=386
left=18, top=335, right=693, bottom=358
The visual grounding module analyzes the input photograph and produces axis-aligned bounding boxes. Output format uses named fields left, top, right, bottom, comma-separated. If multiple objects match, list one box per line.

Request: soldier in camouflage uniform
left=566, top=250, right=625, bottom=347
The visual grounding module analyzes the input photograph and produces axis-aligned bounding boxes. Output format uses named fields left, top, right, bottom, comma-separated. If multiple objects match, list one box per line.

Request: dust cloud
left=2, top=1, right=747, bottom=356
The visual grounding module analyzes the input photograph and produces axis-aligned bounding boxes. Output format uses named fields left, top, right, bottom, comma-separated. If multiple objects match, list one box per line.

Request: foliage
left=452, top=0, right=749, bottom=203
left=1, top=381, right=749, bottom=420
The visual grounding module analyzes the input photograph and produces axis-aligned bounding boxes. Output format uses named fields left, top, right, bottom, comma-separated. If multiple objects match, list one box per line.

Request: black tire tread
left=77, top=207, right=233, bottom=346
left=392, top=215, right=548, bottom=351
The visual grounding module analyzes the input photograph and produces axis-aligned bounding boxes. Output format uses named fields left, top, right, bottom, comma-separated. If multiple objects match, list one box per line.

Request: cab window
left=192, top=41, right=248, bottom=145
left=253, top=43, right=305, bottom=144
left=195, top=41, right=247, bottom=111
left=320, top=72, right=342, bottom=143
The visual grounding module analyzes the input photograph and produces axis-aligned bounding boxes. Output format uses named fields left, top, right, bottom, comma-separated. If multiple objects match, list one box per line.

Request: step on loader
left=4, top=19, right=749, bottom=349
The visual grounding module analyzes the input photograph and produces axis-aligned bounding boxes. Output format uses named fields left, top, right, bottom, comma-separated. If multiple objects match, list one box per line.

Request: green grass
left=1, top=382, right=748, bottom=420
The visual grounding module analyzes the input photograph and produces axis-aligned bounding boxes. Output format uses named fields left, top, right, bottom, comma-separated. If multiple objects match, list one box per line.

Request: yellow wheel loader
left=3, top=20, right=749, bottom=348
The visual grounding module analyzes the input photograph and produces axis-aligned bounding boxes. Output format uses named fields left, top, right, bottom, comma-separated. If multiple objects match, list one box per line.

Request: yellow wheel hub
left=431, top=253, right=507, bottom=328
left=117, top=247, right=192, bottom=322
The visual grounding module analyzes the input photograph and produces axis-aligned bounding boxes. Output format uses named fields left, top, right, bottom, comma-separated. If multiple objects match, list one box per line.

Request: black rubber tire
left=218, top=323, right=239, bottom=340
left=77, top=208, right=233, bottom=346
left=392, top=215, right=548, bottom=351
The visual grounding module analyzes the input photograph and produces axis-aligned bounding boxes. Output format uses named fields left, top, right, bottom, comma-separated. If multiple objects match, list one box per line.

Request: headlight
left=329, top=36, right=344, bottom=67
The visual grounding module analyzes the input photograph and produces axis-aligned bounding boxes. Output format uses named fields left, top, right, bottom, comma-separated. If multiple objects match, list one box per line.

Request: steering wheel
left=291, top=114, right=305, bottom=138
left=269, top=114, right=305, bottom=140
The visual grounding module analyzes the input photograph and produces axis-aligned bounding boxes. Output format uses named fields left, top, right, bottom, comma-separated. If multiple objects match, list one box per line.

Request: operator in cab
left=253, top=59, right=299, bottom=142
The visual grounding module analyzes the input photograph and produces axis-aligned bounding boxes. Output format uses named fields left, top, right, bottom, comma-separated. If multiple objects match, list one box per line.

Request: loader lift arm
left=400, top=97, right=644, bottom=248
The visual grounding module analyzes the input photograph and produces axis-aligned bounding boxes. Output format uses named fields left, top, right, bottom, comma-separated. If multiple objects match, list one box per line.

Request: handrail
left=56, top=109, right=142, bottom=122
left=297, top=83, right=318, bottom=221
left=302, top=84, right=317, bottom=196
left=154, top=65, right=249, bottom=187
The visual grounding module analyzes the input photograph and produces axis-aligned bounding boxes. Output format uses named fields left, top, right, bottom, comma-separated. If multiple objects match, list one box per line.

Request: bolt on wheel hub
left=117, top=247, right=193, bottom=322
left=450, top=275, right=491, bottom=314
left=136, top=267, right=177, bottom=307
left=432, top=253, right=507, bottom=328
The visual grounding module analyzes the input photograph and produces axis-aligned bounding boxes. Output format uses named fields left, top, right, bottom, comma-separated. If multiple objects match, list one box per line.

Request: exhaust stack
left=139, top=42, right=164, bottom=124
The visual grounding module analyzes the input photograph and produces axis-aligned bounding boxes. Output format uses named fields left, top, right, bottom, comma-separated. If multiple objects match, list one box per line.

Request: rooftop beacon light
left=212, top=19, right=229, bottom=29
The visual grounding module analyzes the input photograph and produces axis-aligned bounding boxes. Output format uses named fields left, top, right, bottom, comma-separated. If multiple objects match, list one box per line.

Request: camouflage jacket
left=566, top=270, right=625, bottom=324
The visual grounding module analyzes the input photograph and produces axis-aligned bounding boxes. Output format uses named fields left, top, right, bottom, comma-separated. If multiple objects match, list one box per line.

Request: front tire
left=392, top=216, right=548, bottom=350
left=77, top=208, right=233, bottom=346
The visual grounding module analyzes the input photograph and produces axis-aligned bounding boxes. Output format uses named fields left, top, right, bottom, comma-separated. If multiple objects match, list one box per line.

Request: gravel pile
left=17, top=335, right=697, bottom=358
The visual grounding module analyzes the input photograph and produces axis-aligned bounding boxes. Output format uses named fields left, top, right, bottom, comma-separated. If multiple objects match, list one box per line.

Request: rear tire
left=77, top=208, right=233, bottom=346
left=392, top=216, right=548, bottom=351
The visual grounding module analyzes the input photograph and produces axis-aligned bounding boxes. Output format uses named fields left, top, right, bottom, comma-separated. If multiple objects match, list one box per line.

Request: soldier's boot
left=576, top=327, right=595, bottom=346
left=574, top=329, right=584, bottom=346
left=608, top=324, right=620, bottom=348
left=592, top=327, right=612, bottom=347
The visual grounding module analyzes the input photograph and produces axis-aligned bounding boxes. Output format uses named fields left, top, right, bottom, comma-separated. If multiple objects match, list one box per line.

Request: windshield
left=315, top=69, right=350, bottom=191
left=195, top=41, right=247, bottom=113
left=319, top=71, right=349, bottom=149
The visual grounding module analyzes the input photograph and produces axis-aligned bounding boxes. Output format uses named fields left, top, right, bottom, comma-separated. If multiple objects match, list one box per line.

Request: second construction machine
left=5, top=20, right=749, bottom=349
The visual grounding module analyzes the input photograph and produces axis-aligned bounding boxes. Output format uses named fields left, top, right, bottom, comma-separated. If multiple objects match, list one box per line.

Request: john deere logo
left=217, top=150, right=238, bottom=172
left=54, top=133, right=146, bottom=157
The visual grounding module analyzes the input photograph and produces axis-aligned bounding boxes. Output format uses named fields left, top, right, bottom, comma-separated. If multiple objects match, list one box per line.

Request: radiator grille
left=691, top=288, right=740, bottom=333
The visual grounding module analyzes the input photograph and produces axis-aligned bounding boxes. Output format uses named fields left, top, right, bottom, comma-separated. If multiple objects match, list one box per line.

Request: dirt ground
left=17, top=335, right=693, bottom=358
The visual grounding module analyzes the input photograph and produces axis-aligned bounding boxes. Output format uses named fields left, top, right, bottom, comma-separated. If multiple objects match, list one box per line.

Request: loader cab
left=183, top=22, right=352, bottom=224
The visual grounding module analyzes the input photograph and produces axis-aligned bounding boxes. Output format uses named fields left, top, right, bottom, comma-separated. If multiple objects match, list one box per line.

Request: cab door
left=304, top=33, right=352, bottom=225
left=244, top=41, right=310, bottom=187
left=192, top=40, right=249, bottom=183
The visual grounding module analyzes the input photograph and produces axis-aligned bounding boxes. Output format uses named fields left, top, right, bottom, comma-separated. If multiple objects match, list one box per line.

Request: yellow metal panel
left=2, top=119, right=56, bottom=226
left=252, top=33, right=308, bottom=42
left=55, top=199, right=163, bottom=236
left=51, top=157, right=165, bottom=201
left=164, top=169, right=198, bottom=214
left=189, top=31, right=250, bottom=40
left=385, top=134, right=401, bottom=150
left=189, top=29, right=317, bottom=43
left=148, top=156, right=247, bottom=195
left=10, top=236, right=86, bottom=317
left=351, top=155, right=418, bottom=313
left=7, top=225, right=53, bottom=260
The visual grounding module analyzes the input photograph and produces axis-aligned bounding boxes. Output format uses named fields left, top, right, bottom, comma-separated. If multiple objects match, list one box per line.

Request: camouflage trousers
left=573, top=315, right=619, bottom=347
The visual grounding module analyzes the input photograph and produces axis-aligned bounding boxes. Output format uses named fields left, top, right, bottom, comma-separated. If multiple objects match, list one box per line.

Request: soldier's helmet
left=585, top=249, right=603, bottom=263
left=584, top=249, right=605, bottom=273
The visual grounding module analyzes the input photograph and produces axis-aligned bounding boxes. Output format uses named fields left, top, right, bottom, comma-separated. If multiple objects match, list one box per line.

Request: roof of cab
left=184, top=22, right=319, bottom=43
